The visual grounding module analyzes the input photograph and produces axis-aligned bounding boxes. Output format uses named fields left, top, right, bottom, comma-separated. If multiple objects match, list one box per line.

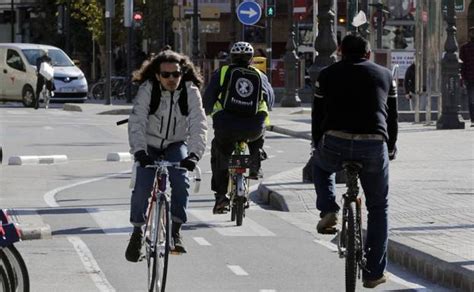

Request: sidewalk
left=10, top=102, right=474, bottom=291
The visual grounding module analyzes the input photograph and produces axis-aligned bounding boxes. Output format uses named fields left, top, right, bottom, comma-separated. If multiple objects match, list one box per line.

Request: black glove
left=388, top=146, right=397, bottom=161
left=134, top=150, right=154, bottom=167
left=180, top=153, right=199, bottom=171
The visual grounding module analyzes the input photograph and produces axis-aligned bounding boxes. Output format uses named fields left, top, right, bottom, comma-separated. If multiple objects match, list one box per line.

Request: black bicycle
left=90, top=76, right=138, bottom=100
left=138, top=160, right=200, bottom=292
left=0, top=209, right=30, bottom=292
left=337, top=162, right=366, bottom=292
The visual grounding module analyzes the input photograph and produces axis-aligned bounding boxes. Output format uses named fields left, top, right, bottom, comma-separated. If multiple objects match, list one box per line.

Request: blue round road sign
left=237, top=1, right=262, bottom=26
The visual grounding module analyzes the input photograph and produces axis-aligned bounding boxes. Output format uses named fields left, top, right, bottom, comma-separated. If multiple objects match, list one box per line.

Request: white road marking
left=88, top=208, right=131, bottom=235
left=193, top=237, right=211, bottom=246
left=275, top=150, right=284, bottom=153
left=259, top=290, right=276, bottom=292
left=43, top=170, right=131, bottom=207
left=313, top=239, right=338, bottom=252
left=227, top=265, right=248, bottom=276
left=67, top=236, right=116, bottom=292
left=6, top=110, right=28, bottom=115
left=267, top=155, right=276, bottom=159
left=188, top=209, right=275, bottom=237
left=43, top=126, right=53, bottom=130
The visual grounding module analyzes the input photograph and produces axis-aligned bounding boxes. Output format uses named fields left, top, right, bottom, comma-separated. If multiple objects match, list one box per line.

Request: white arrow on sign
left=240, top=8, right=257, bottom=18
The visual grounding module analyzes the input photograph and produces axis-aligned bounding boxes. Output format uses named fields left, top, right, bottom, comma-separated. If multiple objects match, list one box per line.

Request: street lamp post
left=436, top=0, right=465, bottom=129
left=192, top=0, right=200, bottom=61
left=280, top=0, right=301, bottom=107
left=302, top=0, right=338, bottom=182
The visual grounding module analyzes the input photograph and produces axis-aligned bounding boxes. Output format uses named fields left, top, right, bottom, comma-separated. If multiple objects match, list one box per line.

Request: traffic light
left=133, top=11, right=143, bottom=28
left=266, top=0, right=276, bottom=17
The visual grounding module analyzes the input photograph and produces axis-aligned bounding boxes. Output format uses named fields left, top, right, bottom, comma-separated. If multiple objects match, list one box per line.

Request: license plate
left=61, top=87, right=76, bottom=93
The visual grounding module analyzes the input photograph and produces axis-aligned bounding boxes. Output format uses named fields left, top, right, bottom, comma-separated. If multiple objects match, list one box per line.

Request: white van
left=0, top=43, right=88, bottom=107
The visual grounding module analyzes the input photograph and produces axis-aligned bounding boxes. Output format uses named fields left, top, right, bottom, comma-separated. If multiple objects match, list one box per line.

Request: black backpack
left=115, top=80, right=188, bottom=126
left=220, top=65, right=262, bottom=116
left=149, top=79, right=188, bottom=116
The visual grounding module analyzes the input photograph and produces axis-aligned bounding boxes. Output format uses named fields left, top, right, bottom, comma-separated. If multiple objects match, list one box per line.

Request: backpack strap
left=149, top=79, right=188, bottom=116
left=177, top=82, right=188, bottom=116
left=149, top=79, right=161, bottom=115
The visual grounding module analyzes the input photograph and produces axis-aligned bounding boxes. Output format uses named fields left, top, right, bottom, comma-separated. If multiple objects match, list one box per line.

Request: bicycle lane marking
left=67, top=236, right=116, bottom=292
left=43, top=170, right=130, bottom=291
left=44, top=170, right=131, bottom=207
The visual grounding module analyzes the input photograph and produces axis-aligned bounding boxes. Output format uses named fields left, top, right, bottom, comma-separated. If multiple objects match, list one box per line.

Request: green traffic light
left=267, top=7, right=275, bottom=17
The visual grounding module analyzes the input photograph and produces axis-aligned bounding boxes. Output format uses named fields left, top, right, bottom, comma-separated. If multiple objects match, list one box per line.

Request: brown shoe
left=316, top=212, right=338, bottom=233
left=363, top=273, right=388, bottom=288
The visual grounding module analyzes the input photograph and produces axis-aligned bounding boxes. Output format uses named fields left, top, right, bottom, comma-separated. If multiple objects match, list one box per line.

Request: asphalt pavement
left=6, top=100, right=474, bottom=291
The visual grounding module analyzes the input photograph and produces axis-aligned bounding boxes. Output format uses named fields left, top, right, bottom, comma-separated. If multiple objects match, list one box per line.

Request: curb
left=63, top=104, right=82, bottom=112
left=8, top=155, right=68, bottom=165
left=106, top=152, right=132, bottom=162
left=387, top=236, right=474, bottom=291
left=267, top=125, right=311, bottom=140
left=257, top=176, right=474, bottom=291
left=8, top=209, right=52, bottom=241
left=97, top=108, right=131, bottom=115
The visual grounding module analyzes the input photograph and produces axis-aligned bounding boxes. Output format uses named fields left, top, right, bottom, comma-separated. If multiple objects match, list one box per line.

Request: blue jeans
left=312, top=134, right=389, bottom=280
left=130, top=142, right=190, bottom=226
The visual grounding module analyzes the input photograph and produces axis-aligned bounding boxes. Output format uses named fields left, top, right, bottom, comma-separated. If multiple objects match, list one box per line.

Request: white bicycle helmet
left=230, top=42, right=254, bottom=64
left=230, top=42, right=254, bottom=55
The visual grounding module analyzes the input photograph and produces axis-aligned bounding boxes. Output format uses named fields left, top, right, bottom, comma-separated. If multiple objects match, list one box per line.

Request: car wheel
left=22, top=85, right=35, bottom=107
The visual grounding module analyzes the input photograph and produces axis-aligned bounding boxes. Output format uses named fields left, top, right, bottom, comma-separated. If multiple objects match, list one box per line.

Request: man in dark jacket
left=203, top=42, right=274, bottom=214
left=460, top=26, right=474, bottom=125
left=312, top=34, right=398, bottom=289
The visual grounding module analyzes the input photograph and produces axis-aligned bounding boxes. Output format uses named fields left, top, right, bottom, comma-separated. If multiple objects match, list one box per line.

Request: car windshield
left=22, top=49, right=74, bottom=67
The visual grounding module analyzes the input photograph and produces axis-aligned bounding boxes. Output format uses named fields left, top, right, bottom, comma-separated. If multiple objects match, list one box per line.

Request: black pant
left=36, top=76, right=54, bottom=100
left=211, top=128, right=264, bottom=195
left=467, top=82, right=474, bottom=122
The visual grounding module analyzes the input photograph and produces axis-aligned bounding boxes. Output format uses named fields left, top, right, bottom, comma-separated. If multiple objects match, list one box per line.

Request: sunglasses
left=159, top=71, right=182, bottom=78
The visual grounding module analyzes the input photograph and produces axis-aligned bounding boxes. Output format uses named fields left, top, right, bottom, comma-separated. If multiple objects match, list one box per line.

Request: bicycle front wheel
left=147, top=199, right=170, bottom=292
left=345, top=201, right=357, bottom=292
left=1, top=245, right=30, bottom=292
left=0, top=248, right=14, bottom=292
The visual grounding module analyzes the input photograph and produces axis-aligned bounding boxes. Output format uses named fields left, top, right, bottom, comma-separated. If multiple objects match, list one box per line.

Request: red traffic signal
left=133, top=12, right=143, bottom=21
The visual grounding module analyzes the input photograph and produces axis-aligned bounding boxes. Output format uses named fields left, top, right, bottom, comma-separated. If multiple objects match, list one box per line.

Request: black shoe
left=125, top=230, right=143, bottom=262
left=171, top=222, right=186, bottom=254
left=213, top=194, right=230, bottom=214
left=248, top=168, right=263, bottom=179
left=172, top=233, right=187, bottom=254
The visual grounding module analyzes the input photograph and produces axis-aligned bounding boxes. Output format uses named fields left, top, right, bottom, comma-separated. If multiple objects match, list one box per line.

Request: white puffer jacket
left=128, top=80, right=207, bottom=159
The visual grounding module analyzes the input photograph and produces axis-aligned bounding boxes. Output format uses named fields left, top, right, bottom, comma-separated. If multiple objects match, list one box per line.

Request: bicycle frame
left=228, top=142, right=251, bottom=226
left=143, top=161, right=173, bottom=292
left=140, top=160, right=201, bottom=292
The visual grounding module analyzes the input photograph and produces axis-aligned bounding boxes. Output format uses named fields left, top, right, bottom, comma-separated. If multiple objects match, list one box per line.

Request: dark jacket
left=460, top=40, right=474, bottom=82
left=312, top=58, right=398, bottom=151
left=404, top=63, right=415, bottom=94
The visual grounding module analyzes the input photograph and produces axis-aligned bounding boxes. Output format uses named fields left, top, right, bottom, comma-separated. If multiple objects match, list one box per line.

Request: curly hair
left=132, top=49, right=203, bottom=88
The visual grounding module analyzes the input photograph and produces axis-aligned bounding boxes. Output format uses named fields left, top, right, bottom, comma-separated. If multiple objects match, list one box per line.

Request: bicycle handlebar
left=116, top=119, right=129, bottom=126
left=145, top=161, right=201, bottom=193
